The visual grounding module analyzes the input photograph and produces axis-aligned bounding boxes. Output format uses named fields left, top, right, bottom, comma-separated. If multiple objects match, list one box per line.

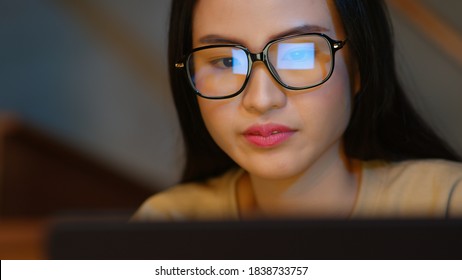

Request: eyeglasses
left=175, top=33, right=347, bottom=99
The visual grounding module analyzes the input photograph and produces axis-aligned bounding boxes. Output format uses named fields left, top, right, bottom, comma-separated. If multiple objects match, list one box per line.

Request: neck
left=237, top=143, right=361, bottom=219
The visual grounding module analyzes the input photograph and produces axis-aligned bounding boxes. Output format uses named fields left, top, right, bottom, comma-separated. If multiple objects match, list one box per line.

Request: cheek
left=323, top=86, right=352, bottom=136
left=324, top=57, right=354, bottom=122
left=295, top=61, right=353, bottom=138
left=197, top=98, right=237, bottom=146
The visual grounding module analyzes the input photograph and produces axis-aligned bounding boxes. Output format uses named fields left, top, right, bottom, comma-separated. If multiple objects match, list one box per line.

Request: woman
left=133, top=0, right=462, bottom=221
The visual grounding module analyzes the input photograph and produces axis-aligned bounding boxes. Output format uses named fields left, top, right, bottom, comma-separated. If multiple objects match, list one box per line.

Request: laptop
left=47, top=216, right=462, bottom=259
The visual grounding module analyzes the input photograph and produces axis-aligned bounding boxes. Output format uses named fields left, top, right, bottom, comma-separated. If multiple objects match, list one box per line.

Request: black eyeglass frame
left=175, top=33, right=347, bottom=100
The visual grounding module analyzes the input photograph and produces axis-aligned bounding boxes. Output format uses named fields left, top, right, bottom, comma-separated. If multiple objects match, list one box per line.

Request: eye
left=211, top=57, right=241, bottom=69
left=276, top=43, right=315, bottom=70
left=208, top=49, right=248, bottom=74
left=282, top=48, right=311, bottom=62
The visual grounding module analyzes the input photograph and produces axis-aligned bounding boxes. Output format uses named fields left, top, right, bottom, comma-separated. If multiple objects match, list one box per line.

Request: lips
left=243, top=124, right=296, bottom=148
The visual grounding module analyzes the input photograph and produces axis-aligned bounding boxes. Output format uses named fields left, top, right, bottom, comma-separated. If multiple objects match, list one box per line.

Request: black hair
left=168, top=0, right=461, bottom=183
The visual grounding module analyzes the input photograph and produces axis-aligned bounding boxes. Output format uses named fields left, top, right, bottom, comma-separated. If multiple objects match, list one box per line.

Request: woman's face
left=193, top=0, right=359, bottom=181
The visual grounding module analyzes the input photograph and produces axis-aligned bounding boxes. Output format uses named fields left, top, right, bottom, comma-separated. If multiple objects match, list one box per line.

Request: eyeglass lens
left=187, top=35, right=333, bottom=98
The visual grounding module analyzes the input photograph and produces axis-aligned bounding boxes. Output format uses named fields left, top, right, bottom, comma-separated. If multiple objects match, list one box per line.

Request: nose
left=241, top=64, right=287, bottom=114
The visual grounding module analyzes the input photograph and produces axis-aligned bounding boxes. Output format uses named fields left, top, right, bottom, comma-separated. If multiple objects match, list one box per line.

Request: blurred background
left=0, top=0, right=461, bottom=218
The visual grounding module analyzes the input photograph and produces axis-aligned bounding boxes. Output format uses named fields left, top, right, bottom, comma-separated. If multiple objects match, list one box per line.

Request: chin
left=241, top=160, right=310, bottom=181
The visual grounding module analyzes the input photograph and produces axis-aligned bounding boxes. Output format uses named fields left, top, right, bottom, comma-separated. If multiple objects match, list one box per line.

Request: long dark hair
left=168, top=0, right=461, bottom=183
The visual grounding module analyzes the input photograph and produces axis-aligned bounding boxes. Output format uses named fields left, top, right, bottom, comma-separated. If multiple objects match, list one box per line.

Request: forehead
left=192, top=0, right=343, bottom=49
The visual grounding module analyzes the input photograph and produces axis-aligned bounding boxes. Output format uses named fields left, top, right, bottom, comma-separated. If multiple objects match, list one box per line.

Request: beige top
left=132, top=160, right=462, bottom=221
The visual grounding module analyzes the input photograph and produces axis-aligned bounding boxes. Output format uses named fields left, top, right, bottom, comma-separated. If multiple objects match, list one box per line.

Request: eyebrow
left=198, top=24, right=330, bottom=45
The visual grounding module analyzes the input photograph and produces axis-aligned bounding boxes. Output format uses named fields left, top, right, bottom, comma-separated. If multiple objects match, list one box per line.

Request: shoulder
left=389, top=158, right=462, bottom=175
left=364, top=159, right=462, bottom=185
left=383, top=159, right=462, bottom=188
left=131, top=169, right=244, bottom=221
left=357, top=159, right=462, bottom=218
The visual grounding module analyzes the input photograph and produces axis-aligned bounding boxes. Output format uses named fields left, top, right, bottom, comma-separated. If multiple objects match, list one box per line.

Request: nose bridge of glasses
left=249, top=52, right=264, bottom=63
left=249, top=51, right=274, bottom=75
